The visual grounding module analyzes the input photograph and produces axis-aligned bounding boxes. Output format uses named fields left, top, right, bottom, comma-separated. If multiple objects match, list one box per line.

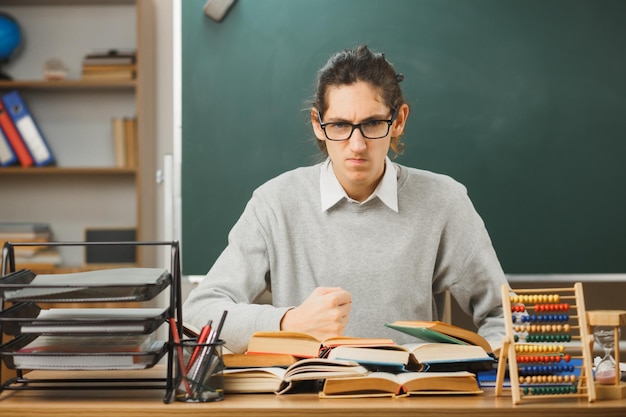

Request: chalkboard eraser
left=204, top=0, right=237, bottom=22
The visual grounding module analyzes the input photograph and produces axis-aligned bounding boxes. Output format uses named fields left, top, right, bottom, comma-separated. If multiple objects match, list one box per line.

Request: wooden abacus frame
left=495, top=283, right=596, bottom=404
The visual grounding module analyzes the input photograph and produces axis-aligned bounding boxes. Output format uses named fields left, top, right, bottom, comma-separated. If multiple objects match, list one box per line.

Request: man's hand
left=280, top=287, right=352, bottom=340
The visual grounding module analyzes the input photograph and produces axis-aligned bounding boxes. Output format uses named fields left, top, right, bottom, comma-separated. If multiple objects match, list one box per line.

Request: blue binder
left=0, top=90, right=55, bottom=166
left=0, top=126, right=18, bottom=166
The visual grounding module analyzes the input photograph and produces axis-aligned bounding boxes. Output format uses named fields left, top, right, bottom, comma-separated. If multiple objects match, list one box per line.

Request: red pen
left=186, top=319, right=212, bottom=372
left=170, top=318, right=191, bottom=396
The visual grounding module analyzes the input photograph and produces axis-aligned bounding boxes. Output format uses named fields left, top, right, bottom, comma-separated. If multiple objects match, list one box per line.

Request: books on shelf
left=0, top=222, right=52, bottom=242
left=13, top=248, right=62, bottom=272
left=82, top=49, right=136, bottom=66
left=82, top=49, right=136, bottom=81
left=0, top=90, right=55, bottom=167
left=0, top=222, right=61, bottom=272
left=245, top=331, right=396, bottom=359
left=111, top=117, right=137, bottom=169
left=319, top=370, right=482, bottom=398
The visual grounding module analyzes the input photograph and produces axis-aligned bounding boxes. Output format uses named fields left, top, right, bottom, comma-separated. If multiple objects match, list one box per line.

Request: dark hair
left=312, top=44, right=407, bottom=157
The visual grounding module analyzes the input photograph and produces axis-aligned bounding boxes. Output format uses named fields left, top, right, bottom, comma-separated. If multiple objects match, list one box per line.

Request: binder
left=0, top=100, right=34, bottom=167
left=0, top=125, right=17, bottom=166
left=0, top=90, right=55, bottom=166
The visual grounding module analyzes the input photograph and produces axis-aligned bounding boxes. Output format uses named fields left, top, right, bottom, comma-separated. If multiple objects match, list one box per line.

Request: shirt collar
left=319, top=156, right=398, bottom=212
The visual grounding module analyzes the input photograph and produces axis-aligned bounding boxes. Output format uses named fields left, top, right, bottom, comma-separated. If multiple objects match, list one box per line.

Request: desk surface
left=1, top=370, right=625, bottom=417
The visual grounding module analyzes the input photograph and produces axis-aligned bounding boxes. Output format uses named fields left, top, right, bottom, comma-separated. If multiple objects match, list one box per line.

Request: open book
left=222, top=358, right=369, bottom=394
left=320, top=370, right=482, bottom=398
left=246, top=331, right=395, bottom=359
left=327, top=341, right=494, bottom=372
left=223, top=367, right=287, bottom=393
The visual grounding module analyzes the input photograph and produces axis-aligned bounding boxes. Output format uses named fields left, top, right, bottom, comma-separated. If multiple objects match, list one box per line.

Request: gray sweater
left=183, top=162, right=508, bottom=353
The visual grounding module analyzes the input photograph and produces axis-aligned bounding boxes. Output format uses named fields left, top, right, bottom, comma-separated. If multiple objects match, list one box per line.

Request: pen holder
left=175, top=338, right=225, bottom=402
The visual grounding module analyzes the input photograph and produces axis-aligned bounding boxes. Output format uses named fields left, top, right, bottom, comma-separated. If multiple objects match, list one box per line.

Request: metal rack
left=0, top=240, right=182, bottom=403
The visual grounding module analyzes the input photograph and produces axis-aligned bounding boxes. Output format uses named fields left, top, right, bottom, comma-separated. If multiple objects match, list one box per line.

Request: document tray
left=0, top=268, right=171, bottom=303
left=0, top=303, right=168, bottom=336
left=0, top=334, right=168, bottom=370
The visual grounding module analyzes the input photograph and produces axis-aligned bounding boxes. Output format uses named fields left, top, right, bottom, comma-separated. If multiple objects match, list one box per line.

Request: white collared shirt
left=319, top=156, right=399, bottom=212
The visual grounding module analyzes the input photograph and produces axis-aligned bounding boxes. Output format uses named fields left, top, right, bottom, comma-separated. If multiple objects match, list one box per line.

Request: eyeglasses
left=318, top=108, right=398, bottom=141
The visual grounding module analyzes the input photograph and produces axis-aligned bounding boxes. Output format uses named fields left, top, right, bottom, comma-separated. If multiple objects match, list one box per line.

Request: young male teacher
left=184, top=45, right=508, bottom=354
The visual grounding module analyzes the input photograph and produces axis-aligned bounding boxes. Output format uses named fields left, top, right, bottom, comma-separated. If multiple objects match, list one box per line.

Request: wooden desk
left=1, top=373, right=625, bottom=417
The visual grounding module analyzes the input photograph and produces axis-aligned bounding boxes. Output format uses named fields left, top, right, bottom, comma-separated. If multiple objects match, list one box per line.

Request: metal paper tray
left=0, top=268, right=172, bottom=303
left=0, top=334, right=168, bottom=371
left=0, top=303, right=169, bottom=336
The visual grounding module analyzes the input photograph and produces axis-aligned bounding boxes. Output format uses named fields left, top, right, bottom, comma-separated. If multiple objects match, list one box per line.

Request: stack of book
left=0, top=222, right=61, bottom=272
left=219, top=322, right=495, bottom=396
left=81, top=49, right=136, bottom=81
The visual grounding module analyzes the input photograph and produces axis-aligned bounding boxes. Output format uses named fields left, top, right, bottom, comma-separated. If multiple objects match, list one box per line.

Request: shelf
left=0, top=0, right=134, bottom=5
left=0, top=80, right=136, bottom=90
left=0, top=167, right=136, bottom=176
left=0, top=0, right=157, bottom=267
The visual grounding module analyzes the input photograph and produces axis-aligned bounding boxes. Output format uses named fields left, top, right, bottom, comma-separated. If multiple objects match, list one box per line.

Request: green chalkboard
left=182, top=0, right=626, bottom=276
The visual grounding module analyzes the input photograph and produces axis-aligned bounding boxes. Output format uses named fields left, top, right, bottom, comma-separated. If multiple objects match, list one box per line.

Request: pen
left=190, top=310, right=228, bottom=398
left=169, top=318, right=191, bottom=396
left=186, top=319, right=212, bottom=373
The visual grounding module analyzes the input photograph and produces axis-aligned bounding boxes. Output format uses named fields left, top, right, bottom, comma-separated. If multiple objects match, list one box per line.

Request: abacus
left=495, top=283, right=596, bottom=404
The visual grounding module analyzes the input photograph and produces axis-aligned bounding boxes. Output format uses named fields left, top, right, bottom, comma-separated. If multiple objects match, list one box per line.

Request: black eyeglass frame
left=317, top=107, right=399, bottom=141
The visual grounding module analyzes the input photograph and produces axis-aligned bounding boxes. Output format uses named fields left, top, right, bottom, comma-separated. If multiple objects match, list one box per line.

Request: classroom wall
left=181, top=0, right=626, bottom=276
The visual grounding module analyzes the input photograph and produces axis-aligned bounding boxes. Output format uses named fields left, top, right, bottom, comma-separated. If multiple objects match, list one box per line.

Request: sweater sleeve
left=182, top=196, right=291, bottom=353
left=432, top=184, right=509, bottom=348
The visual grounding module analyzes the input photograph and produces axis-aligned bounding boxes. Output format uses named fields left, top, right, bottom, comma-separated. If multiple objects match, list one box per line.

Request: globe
left=0, top=12, right=22, bottom=80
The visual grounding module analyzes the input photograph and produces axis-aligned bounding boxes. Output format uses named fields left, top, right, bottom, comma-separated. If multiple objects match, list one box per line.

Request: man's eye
left=330, top=122, right=349, bottom=129
left=363, top=120, right=384, bottom=128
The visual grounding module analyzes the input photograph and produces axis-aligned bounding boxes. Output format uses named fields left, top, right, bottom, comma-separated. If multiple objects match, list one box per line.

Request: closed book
left=385, top=320, right=494, bottom=354
left=81, top=70, right=134, bottom=81
left=320, top=370, right=482, bottom=398
left=0, top=99, right=33, bottom=167
left=1, top=90, right=55, bottom=166
left=0, top=125, right=17, bottom=166
left=246, top=331, right=395, bottom=359
left=224, top=352, right=299, bottom=368
left=0, top=222, right=53, bottom=248
left=123, top=117, right=137, bottom=168
left=82, top=50, right=136, bottom=66
left=112, top=117, right=126, bottom=168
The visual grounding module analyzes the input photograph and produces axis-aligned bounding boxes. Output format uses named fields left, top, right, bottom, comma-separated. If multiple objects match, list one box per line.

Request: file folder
left=0, top=99, right=34, bottom=167
left=0, top=125, right=17, bottom=166
left=1, top=90, right=54, bottom=166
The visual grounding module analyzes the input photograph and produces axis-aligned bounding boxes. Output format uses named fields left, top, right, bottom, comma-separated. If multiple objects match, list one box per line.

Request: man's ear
left=311, top=108, right=326, bottom=141
left=391, top=103, right=409, bottom=137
